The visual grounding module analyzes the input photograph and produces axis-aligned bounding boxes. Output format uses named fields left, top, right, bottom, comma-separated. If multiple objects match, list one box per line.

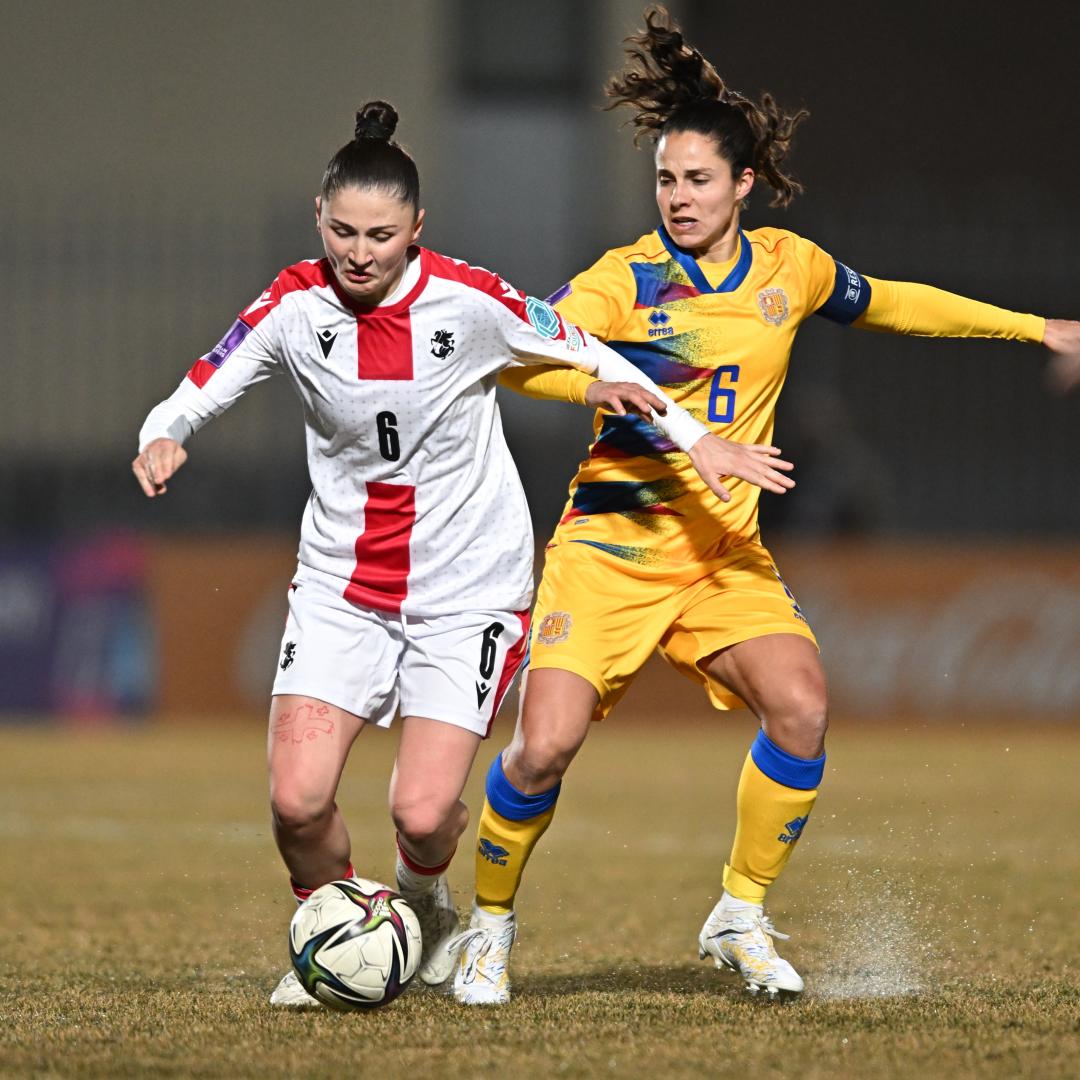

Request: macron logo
left=243, top=290, right=274, bottom=317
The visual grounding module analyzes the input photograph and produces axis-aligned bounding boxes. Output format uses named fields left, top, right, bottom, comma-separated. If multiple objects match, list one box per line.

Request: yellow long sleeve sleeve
left=497, top=364, right=595, bottom=406
left=858, top=277, right=1046, bottom=343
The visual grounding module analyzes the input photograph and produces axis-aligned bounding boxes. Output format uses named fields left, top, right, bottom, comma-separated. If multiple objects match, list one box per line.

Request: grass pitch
left=1, top=714, right=1077, bottom=1078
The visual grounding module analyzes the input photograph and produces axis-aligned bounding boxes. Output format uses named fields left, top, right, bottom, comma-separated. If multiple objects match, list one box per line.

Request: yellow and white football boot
left=698, top=896, right=804, bottom=997
left=450, top=904, right=517, bottom=1005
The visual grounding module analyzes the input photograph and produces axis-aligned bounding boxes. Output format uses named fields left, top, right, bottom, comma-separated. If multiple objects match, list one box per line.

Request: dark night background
left=2, top=0, right=1076, bottom=541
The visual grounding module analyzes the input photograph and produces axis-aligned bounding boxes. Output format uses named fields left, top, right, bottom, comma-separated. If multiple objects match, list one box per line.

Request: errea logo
left=478, top=838, right=509, bottom=866
left=777, top=815, right=807, bottom=844
left=648, top=309, right=674, bottom=338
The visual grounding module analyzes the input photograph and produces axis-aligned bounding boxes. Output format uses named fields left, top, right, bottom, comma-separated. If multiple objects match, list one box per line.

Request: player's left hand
left=584, top=380, right=668, bottom=418
left=1042, top=319, right=1080, bottom=394
left=688, top=434, right=795, bottom=503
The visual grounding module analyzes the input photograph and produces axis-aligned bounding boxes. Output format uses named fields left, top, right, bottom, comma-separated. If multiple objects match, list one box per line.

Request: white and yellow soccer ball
left=288, top=878, right=422, bottom=1010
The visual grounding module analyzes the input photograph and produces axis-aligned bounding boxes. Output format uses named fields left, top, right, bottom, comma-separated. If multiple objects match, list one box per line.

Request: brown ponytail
left=605, top=6, right=808, bottom=207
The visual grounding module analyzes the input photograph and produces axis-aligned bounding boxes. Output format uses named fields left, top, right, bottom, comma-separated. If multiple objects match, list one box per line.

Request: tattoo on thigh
left=273, top=703, right=335, bottom=744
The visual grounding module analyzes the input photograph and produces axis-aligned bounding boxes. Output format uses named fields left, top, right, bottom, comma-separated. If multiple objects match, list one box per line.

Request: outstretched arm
left=499, top=364, right=675, bottom=420
left=132, top=310, right=280, bottom=498
left=856, top=278, right=1080, bottom=393
left=855, top=276, right=1045, bottom=342
left=498, top=360, right=794, bottom=503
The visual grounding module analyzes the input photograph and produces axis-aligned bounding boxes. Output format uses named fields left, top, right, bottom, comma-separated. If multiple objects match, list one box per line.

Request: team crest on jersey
left=431, top=329, right=455, bottom=358
left=757, top=288, right=790, bottom=326
left=536, top=611, right=572, bottom=645
left=525, top=296, right=561, bottom=339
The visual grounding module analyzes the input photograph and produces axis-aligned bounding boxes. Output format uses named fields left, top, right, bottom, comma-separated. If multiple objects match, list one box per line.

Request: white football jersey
left=139, top=247, right=707, bottom=616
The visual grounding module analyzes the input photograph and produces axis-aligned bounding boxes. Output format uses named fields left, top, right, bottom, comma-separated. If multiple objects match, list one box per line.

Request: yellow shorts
left=528, top=539, right=817, bottom=717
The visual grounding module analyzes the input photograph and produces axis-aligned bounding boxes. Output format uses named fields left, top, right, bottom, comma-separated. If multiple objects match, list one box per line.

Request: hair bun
left=354, top=100, right=399, bottom=142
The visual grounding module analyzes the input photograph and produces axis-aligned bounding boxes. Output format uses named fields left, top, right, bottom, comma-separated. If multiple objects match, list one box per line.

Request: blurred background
left=2, top=0, right=1077, bottom=722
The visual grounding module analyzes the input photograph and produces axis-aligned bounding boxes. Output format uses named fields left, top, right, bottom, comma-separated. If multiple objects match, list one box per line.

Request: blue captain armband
left=815, top=261, right=872, bottom=325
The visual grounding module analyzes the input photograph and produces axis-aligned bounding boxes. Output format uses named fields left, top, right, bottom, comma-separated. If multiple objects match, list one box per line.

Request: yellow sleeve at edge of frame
left=497, top=365, right=595, bottom=405
left=857, top=277, right=1046, bottom=343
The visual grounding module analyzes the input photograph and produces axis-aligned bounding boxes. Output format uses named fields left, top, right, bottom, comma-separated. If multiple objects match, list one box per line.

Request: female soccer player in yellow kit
left=450, top=7, right=1080, bottom=1002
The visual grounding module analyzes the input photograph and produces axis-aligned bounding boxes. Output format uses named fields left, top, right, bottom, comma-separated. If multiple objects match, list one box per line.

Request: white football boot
left=268, top=969, right=322, bottom=1008
left=450, top=904, right=517, bottom=1005
left=398, top=872, right=460, bottom=986
left=698, top=896, right=804, bottom=997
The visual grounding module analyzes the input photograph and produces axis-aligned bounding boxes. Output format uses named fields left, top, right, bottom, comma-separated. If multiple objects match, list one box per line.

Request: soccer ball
left=288, top=877, right=422, bottom=1010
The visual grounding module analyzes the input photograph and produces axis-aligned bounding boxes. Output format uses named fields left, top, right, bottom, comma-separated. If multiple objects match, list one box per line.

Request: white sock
left=472, top=903, right=514, bottom=928
left=718, top=891, right=763, bottom=913
left=395, top=853, right=438, bottom=896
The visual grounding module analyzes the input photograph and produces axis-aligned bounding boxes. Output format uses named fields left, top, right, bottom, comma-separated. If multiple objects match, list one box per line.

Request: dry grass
left=1, top=716, right=1077, bottom=1078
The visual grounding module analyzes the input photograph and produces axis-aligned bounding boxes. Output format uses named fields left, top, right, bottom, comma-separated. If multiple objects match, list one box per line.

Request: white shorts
left=272, top=569, right=530, bottom=738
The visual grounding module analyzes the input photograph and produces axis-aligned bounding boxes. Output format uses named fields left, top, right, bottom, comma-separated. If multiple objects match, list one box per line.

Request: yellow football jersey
left=527, top=224, right=1045, bottom=567
left=544, top=226, right=859, bottom=565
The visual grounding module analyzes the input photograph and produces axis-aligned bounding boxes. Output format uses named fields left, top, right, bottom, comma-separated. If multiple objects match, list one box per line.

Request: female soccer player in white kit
left=132, top=101, right=796, bottom=1005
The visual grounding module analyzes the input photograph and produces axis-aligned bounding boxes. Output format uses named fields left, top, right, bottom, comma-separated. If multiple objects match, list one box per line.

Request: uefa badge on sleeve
left=525, top=296, right=561, bottom=339
left=536, top=611, right=572, bottom=645
left=757, top=288, right=790, bottom=326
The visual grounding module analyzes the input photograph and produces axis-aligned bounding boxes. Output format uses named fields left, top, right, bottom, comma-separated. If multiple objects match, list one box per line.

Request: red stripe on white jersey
left=487, top=610, right=531, bottom=737
left=345, top=482, right=416, bottom=614
left=187, top=359, right=217, bottom=388
left=186, top=260, right=331, bottom=389
left=426, top=250, right=575, bottom=344
left=240, top=260, right=331, bottom=330
left=356, top=310, right=413, bottom=380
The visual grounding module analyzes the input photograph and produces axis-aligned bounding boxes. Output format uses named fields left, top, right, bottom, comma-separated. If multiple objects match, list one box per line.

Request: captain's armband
left=815, top=261, right=873, bottom=325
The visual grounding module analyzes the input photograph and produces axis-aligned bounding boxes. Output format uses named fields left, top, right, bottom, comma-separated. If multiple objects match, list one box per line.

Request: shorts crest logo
left=757, top=288, right=790, bottom=326
left=280, top=641, right=297, bottom=670
left=525, top=296, right=561, bottom=339
left=536, top=611, right=572, bottom=645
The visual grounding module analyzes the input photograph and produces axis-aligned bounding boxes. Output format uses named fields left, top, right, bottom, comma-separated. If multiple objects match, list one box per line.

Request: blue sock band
left=749, top=729, right=826, bottom=791
left=485, top=754, right=561, bottom=821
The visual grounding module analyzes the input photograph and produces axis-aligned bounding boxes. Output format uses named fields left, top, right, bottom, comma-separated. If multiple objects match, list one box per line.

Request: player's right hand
left=688, top=434, right=795, bottom=503
left=1042, top=318, right=1080, bottom=394
left=132, top=437, right=187, bottom=497
left=584, top=380, right=668, bottom=418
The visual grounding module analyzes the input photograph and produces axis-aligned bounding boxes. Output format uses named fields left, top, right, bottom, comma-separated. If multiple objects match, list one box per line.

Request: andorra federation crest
left=757, top=287, right=790, bottom=326
left=536, top=611, right=572, bottom=645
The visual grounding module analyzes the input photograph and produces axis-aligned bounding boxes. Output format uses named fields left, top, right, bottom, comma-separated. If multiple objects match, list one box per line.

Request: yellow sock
left=724, top=730, right=824, bottom=905
left=474, top=754, right=560, bottom=915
